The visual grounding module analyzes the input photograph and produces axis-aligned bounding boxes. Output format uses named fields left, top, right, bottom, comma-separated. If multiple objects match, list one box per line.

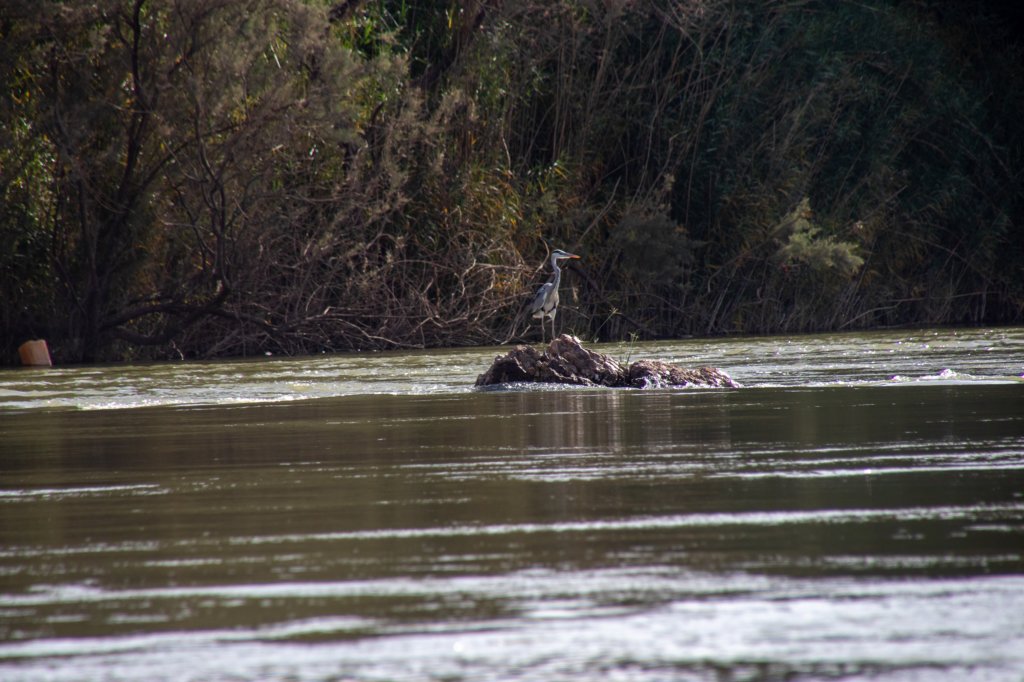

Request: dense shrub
left=1, top=0, right=1021, bottom=362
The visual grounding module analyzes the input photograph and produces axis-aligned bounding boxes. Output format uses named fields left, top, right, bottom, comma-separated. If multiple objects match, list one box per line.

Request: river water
left=1, top=328, right=1023, bottom=681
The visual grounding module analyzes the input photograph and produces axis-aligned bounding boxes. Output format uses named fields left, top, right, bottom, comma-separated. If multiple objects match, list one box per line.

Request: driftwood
left=475, top=335, right=739, bottom=388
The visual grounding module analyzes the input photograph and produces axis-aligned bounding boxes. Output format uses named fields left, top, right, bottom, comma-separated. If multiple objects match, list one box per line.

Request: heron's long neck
left=549, top=257, right=562, bottom=287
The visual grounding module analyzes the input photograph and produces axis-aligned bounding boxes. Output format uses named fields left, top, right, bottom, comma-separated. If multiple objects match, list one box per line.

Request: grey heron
left=529, top=249, right=580, bottom=342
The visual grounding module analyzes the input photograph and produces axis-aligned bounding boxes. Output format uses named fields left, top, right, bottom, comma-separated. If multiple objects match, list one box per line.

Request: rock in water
left=625, top=359, right=738, bottom=389
left=475, top=335, right=739, bottom=388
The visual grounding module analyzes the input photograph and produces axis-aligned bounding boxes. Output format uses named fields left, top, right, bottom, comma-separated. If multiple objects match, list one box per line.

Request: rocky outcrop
left=475, top=335, right=739, bottom=388
left=625, top=359, right=740, bottom=389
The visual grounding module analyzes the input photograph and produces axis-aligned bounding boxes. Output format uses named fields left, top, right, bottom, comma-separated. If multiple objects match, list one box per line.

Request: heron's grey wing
left=529, top=282, right=554, bottom=316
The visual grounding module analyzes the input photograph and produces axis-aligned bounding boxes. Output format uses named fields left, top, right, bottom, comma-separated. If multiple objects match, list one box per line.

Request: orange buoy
left=18, top=339, right=52, bottom=367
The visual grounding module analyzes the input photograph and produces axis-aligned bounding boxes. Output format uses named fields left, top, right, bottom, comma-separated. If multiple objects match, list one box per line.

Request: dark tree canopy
left=2, top=0, right=1022, bottom=363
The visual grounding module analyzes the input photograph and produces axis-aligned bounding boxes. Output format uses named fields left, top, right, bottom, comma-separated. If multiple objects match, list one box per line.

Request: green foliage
left=774, top=198, right=863, bottom=278
left=1, top=0, right=1021, bottom=363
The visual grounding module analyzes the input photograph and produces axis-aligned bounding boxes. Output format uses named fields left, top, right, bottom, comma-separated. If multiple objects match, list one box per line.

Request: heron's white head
left=551, top=249, right=581, bottom=262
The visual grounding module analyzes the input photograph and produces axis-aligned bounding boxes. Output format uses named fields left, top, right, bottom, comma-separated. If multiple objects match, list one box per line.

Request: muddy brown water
left=2, top=328, right=1023, bottom=681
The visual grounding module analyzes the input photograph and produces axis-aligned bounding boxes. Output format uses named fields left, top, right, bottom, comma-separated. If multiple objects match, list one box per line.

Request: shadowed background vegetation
left=2, top=0, right=1022, bottom=363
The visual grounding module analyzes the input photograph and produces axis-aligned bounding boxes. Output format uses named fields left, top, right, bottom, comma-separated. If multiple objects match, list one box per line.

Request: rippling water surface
left=1, top=328, right=1023, bottom=681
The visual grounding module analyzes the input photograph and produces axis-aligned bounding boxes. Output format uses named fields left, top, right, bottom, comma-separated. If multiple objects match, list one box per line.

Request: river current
left=1, top=328, right=1023, bottom=681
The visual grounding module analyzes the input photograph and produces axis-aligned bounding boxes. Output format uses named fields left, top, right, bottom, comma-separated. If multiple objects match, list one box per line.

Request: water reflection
left=1, top=331, right=1024, bottom=680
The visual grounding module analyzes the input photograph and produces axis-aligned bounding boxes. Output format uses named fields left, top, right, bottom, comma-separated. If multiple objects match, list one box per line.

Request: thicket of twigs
left=2, top=1, right=1022, bottom=362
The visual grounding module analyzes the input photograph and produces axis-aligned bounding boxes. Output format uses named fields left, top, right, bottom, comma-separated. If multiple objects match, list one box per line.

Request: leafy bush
left=1, top=0, right=1021, bottom=362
